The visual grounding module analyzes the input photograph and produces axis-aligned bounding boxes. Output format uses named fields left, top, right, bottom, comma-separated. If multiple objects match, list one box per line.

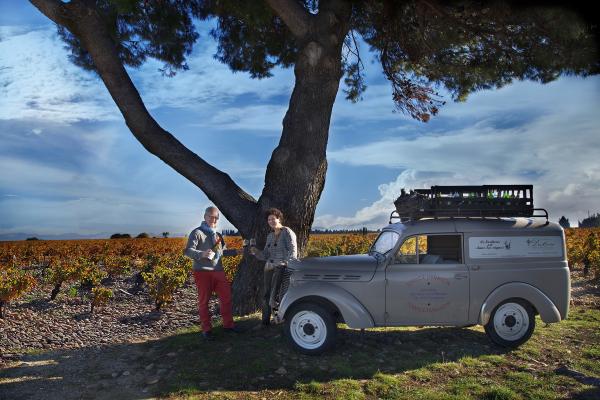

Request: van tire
left=284, top=303, right=336, bottom=355
left=485, top=298, right=535, bottom=348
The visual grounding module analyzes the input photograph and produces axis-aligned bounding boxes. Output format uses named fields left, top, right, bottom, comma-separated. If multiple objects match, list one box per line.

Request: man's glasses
left=206, top=215, right=219, bottom=220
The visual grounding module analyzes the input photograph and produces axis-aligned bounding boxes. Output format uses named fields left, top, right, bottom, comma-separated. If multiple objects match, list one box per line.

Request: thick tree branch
left=30, top=0, right=70, bottom=26
left=265, top=0, right=312, bottom=38
left=30, top=0, right=257, bottom=234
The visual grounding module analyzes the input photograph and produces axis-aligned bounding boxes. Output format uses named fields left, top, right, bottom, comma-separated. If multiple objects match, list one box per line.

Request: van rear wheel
left=485, top=299, right=535, bottom=348
left=284, top=303, right=336, bottom=355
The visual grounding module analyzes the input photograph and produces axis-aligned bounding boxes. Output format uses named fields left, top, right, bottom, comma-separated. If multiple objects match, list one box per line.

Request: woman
left=250, top=207, right=298, bottom=326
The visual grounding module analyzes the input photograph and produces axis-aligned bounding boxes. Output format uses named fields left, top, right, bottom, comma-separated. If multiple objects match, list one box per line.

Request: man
left=184, top=206, right=242, bottom=340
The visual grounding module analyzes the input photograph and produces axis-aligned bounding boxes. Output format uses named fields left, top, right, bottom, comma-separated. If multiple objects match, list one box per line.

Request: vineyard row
left=1, top=230, right=598, bottom=319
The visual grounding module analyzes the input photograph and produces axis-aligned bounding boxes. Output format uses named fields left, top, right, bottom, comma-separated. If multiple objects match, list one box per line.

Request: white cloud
left=0, top=26, right=118, bottom=123
left=192, top=104, right=288, bottom=134
left=133, top=50, right=294, bottom=112
left=332, top=83, right=405, bottom=124
left=218, top=158, right=266, bottom=180
left=439, top=77, right=600, bottom=119
left=320, top=77, right=600, bottom=228
left=0, top=24, right=294, bottom=126
left=0, top=122, right=242, bottom=235
left=0, top=156, right=76, bottom=187
left=0, top=27, right=118, bottom=122
left=315, top=169, right=460, bottom=229
left=0, top=156, right=222, bottom=235
left=0, top=192, right=238, bottom=236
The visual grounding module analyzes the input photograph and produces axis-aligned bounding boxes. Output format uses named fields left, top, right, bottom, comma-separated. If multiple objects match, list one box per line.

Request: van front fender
left=480, top=282, right=561, bottom=325
left=278, top=281, right=375, bottom=329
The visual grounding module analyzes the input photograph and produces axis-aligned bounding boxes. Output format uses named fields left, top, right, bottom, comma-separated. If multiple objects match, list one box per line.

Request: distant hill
left=0, top=232, right=108, bottom=241
left=0, top=232, right=186, bottom=241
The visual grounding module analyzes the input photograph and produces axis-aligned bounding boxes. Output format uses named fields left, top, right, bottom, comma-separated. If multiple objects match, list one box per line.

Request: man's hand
left=249, top=246, right=258, bottom=255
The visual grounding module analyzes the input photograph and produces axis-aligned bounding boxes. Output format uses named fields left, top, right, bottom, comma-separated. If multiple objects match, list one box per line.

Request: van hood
left=288, top=254, right=378, bottom=282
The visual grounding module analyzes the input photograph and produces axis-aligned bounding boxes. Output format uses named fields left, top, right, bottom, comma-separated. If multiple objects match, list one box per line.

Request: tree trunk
left=50, top=281, right=62, bottom=301
left=232, top=2, right=351, bottom=315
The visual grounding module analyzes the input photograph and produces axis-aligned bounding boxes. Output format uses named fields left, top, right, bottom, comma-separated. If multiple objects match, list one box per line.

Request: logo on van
left=469, top=236, right=563, bottom=258
left=526, top=239, right=556, bottom=248
left=475, top=239, right=504, bottom=250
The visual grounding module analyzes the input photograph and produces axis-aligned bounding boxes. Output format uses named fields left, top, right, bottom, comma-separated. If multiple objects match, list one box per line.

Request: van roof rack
left=389, top=185, right=548, bottom=223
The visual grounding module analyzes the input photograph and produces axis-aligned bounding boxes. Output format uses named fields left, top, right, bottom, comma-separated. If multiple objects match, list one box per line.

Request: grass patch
left=479, top=354, right=508, bottom=365
left=295, top=380, right=325, bottom=395
left=480, top=385, right=520, bottom=400
left=448, top=377, right=486, bottom=397
left=330, top=379, right=364, bottom=400
left=428, top=361, right=462, bottom=373
left=406, top=367, right=433, bottom=382
left=578, top=358, right=600, bottom=375
left=296, top=379, right=365, bottom=400
left=583, top=345, right=600, bottom=360
left=406, top=388, right=471, bottom=400
left=458, top=356, right=487, bottom=368
left=364, top=372, right=409, bottom=398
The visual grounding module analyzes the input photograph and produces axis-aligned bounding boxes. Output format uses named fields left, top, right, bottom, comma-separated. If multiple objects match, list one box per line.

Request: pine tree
left=30, top=0, right=599, bottom=313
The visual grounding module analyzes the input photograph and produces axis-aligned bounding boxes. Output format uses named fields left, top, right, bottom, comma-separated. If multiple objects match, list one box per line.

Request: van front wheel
left=284, top=303, right=336, bottom=355
left=485, top=299, right=535, bottom=347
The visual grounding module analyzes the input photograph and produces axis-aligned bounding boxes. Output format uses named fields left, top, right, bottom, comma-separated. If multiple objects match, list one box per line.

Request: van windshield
left=371, top=231, right=400, bottom=254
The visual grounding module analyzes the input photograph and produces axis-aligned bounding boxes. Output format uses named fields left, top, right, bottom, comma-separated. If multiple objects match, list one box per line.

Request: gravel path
left=0, top=275, right=232, bottom=399
left=0, top=275, right=218, bottom=359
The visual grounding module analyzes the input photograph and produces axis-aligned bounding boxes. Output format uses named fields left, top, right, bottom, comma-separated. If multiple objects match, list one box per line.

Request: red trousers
left=193, top=270, right=234, bottom=332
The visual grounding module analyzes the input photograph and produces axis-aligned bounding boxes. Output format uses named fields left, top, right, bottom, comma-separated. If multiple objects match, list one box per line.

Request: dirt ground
left=1, top=271, right=598, bottom=400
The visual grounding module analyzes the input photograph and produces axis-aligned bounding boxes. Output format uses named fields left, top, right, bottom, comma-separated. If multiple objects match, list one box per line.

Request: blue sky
left=1, top=1, right=599, bottom=238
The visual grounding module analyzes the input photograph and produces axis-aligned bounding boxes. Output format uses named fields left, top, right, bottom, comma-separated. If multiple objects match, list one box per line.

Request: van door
left=385, top=234, right=469, bottom=325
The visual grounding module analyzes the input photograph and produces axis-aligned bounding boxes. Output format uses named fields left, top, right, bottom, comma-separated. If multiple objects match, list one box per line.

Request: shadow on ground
left=1, top=317, right=508, bottom=400
left=572, top=388, right=600, bottom=400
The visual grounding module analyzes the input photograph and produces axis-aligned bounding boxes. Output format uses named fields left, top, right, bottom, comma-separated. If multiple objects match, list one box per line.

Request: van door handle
left=471, top=265, right=481, bottom=271
left=454, top=273, right=468, bottom=280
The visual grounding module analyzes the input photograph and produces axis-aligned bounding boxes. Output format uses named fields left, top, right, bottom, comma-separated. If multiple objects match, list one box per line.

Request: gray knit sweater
left=184, top=228, right=237, bottom=271
left=254, top=227, right=298, bottom=265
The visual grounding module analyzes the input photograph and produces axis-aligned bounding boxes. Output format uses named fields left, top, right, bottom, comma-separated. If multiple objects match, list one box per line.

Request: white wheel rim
left=290, top=310, right=327, bottom=350
left=493, top=303, right=529, bottom=341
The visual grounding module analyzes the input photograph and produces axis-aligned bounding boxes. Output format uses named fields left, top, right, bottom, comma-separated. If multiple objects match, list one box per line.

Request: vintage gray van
left=275, top=217, right=570, bottom=354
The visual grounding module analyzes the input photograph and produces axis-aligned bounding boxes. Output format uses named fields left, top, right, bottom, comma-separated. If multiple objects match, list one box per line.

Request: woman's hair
left=265, top=207, right=284, bottom=222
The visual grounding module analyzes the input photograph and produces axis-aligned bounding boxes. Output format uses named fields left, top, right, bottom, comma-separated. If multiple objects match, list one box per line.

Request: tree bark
left=232, top=0, right=352, bottom=315
left=265, top=0, right=312, bottom=37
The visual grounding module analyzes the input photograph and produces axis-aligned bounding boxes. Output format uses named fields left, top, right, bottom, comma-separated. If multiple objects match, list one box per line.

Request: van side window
left=395, top=236, right=417, bottom=264
left=395, top=234, right=463, bottom=264
left=419, top=234, right=463, bottom=264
